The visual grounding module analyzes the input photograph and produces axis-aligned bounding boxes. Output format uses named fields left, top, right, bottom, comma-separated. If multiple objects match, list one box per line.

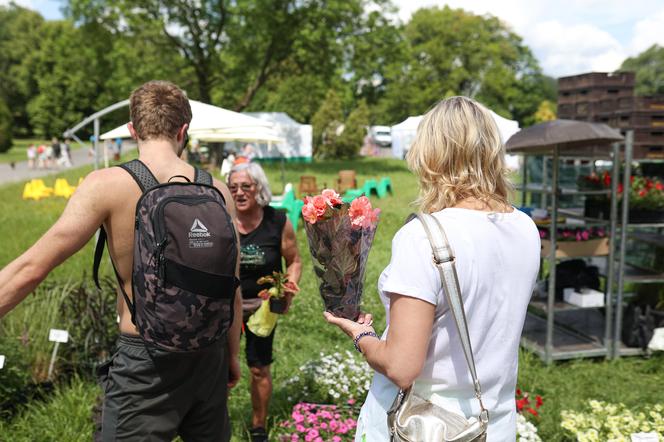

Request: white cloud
left=525, top=20, right=626, bottom=76
left=393, top=0, right=664, bottom=77
left=630, top=7, right=664, bottom=54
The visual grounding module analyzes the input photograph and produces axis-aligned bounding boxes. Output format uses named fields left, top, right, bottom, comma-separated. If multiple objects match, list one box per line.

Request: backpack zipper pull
left=156, top=238, right=168, bottom=285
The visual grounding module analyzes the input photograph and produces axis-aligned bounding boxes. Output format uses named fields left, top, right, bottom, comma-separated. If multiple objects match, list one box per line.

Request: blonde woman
left=325, top=96, right=540, bottom=441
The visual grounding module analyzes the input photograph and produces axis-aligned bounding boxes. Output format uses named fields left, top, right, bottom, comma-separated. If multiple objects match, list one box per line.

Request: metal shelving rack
left=518, top=143, right=621, bottom=364
left=613, top=130, right=658, bottom=358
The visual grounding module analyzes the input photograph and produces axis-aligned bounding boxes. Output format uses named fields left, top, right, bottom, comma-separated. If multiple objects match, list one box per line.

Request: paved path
left=0, top=142, right=137, bottom=185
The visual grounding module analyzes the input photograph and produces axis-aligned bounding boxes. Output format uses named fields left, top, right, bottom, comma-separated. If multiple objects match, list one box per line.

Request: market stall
left=506, top=119, right=625, bottom=364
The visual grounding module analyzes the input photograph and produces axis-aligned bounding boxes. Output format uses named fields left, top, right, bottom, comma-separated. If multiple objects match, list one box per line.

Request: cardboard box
left=540, top=238, right=609, bottom=258
left=563, top=288, right=605, bottom=308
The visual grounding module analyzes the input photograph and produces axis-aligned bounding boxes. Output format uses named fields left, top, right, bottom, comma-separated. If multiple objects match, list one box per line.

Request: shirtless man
left=0, top=81, right=241, bottom=441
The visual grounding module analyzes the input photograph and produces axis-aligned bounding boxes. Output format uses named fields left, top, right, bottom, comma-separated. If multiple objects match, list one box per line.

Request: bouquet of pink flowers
left=302, top=190, right=380, bottom=320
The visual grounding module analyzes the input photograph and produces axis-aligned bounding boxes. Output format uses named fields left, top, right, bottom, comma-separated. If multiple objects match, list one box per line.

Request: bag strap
left=118, top=159, right=159, bottom=192
left=416, top=212, right=488, bottom=420
left=93, top=226, right=136, bottom=325
left=194, top=167, right=213, bottom=185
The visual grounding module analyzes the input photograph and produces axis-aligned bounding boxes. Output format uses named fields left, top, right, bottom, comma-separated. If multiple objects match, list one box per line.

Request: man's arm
left=214, top=179, right=242, bottom=388
left=0, top=171, right=110, bottom=317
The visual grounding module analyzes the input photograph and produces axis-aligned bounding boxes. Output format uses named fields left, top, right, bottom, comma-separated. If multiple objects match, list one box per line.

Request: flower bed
left=275, top=402, right=358, bottom=442
left=561, top=400, right=664, bottom=441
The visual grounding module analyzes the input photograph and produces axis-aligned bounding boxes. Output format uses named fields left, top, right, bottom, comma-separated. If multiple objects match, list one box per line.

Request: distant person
left=0, top=81, right=242, bottom=441
left=114, top=137, right=123, bottom=161
left=227, top=162, right=301, bottom=442
left=221, top=153, right=236, bottom=178
left=26, top=144, right=37, bottom=169
left=44, top=143, right=54, bottom=169
left=37, top=144, right=46, bottom=169
left=242, top=143, right=256, bottom=161
left=62, top=139, right=73, bottom=167
left=52, top=137, right=62, bottom=164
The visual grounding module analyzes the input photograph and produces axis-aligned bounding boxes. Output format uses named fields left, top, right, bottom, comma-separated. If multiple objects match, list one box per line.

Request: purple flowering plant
left=538, top=226, right=607, bottom=242
left=275, top=402, right=359, bottom=442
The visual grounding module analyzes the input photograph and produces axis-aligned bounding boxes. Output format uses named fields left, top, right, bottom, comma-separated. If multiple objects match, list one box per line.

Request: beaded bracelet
left=353, top=331, right=378, bottom=353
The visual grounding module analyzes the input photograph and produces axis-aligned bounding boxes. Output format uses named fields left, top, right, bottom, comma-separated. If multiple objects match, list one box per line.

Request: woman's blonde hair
left=406, top=96, right=513, bottom=213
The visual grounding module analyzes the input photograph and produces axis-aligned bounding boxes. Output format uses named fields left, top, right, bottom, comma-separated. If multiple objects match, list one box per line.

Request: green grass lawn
left=0, top=157, right=662, bottom=441
left=0, top=139, right=85, bottom=165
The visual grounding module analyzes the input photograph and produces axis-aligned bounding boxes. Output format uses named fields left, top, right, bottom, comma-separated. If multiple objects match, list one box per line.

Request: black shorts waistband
left=118, top=333, right=146, bottom=348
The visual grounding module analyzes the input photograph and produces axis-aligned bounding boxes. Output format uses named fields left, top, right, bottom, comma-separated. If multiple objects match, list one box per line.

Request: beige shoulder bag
left=386, top=213, right=489, bottom=442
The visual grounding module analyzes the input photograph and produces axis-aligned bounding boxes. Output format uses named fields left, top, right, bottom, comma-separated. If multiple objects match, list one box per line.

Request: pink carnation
left=349, top=196, right=380, bottom=229
left=321, top=188, right=343, bottom=207
left=302, top=195, right=329, bottom=224
left=302, top=201, right=318, bottom=224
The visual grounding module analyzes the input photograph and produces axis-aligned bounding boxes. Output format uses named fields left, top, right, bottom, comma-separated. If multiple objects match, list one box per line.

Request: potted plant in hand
left=257, top=271, right=299, bottom=314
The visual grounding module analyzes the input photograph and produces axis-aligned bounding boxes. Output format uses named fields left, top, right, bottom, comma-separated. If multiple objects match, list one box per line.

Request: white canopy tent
left=390, top=110, right=521, bottom=160
left=244, top=112, right=313, bottom=161
left=100, top=100, right=275, bottom=141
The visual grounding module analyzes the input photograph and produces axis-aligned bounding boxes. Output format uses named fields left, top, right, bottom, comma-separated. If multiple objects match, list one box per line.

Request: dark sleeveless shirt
left=239, top=206, right=287, bottom=299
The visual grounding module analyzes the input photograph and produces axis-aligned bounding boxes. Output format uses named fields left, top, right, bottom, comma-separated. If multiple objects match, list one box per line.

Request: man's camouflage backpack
left=93, top=159, right=239, bottom=352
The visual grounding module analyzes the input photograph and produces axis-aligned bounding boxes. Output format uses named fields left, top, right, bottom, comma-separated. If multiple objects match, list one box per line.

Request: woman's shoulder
left=263, top=205, right=287, bottom=227
left=393, top=215, right=429, bottom=246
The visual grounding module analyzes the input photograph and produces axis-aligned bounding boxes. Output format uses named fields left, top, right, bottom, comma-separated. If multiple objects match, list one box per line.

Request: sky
left=5, top=0, right=664, bottom=78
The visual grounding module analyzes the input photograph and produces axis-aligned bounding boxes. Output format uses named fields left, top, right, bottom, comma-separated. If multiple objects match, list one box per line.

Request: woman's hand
left=323, top=311, right=375, bottom=339
left=283, top=292, right=294, bottom=314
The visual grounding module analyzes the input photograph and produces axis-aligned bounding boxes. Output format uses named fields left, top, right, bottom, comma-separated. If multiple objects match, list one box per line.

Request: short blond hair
left=406, top=96, right=512, bottom=213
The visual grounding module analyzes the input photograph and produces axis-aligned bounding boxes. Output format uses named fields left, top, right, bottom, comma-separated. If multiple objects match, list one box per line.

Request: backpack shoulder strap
left=93, top=226, right=136, bottom=324
left=194, top=167, right=212, bottom=186
left=118, top=159, right=160, bottom=192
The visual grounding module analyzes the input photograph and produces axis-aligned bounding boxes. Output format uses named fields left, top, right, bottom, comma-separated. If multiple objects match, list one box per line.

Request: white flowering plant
left=561, top=400, right=664, bottom=441
left=517, top=413, right=542, bottom=442
left=281, top=350, right=373, bottom=408
left=516, top=387, right=543, bottom=441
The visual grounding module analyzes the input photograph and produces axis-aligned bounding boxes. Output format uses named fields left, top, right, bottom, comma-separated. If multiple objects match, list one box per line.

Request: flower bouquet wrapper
left=303, top=204, right=378, bottom=320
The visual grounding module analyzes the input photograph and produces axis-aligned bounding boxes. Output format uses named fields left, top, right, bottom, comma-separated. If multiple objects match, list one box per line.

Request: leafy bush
left=336, top=100, right=369, bottom=159
left=0, top=378, right=99, bottom=442
left=0, top=282, right=73, bottom=383
left=58, top=275, right=118, bottom=377
left=0, top=334, right=35, bottom=419
left=0, top=98, right=12, bottom=153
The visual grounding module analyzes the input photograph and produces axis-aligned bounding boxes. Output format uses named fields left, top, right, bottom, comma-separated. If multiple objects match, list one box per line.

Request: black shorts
left=97, top=334, right=230, bottom=442
left=243, top=321, right=276, bottom=367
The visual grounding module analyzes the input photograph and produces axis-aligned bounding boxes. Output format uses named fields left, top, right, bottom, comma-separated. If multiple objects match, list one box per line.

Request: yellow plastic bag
left=246, top=300, right=278, bottom=337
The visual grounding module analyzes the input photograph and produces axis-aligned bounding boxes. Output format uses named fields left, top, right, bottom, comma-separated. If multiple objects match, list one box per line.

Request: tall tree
left=374, top=6, right=554, bottom=126
left=311, top=89, right=343, bottom=158
left=26, top=21, right=112, bottom=137
left=0, top=5, right=45, bottom=136
left=0, top=98, right=12, bottom=152
left=337, top=99, right=369, bottom=158
left=68, top=0, right=389, bottom=110
left=621, top=45, right=664, bottom=96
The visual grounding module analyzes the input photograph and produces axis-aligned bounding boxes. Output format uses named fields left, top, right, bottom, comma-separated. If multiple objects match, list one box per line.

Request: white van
left=370, top=126, right=392, bottom=147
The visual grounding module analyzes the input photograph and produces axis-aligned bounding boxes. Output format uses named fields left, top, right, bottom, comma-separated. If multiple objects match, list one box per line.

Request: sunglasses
left=229, top=183, right=255, bottom=193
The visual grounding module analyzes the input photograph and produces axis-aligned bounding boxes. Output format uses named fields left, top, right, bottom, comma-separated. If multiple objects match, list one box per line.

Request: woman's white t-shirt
left=355, top=208, right=540, bottom=442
